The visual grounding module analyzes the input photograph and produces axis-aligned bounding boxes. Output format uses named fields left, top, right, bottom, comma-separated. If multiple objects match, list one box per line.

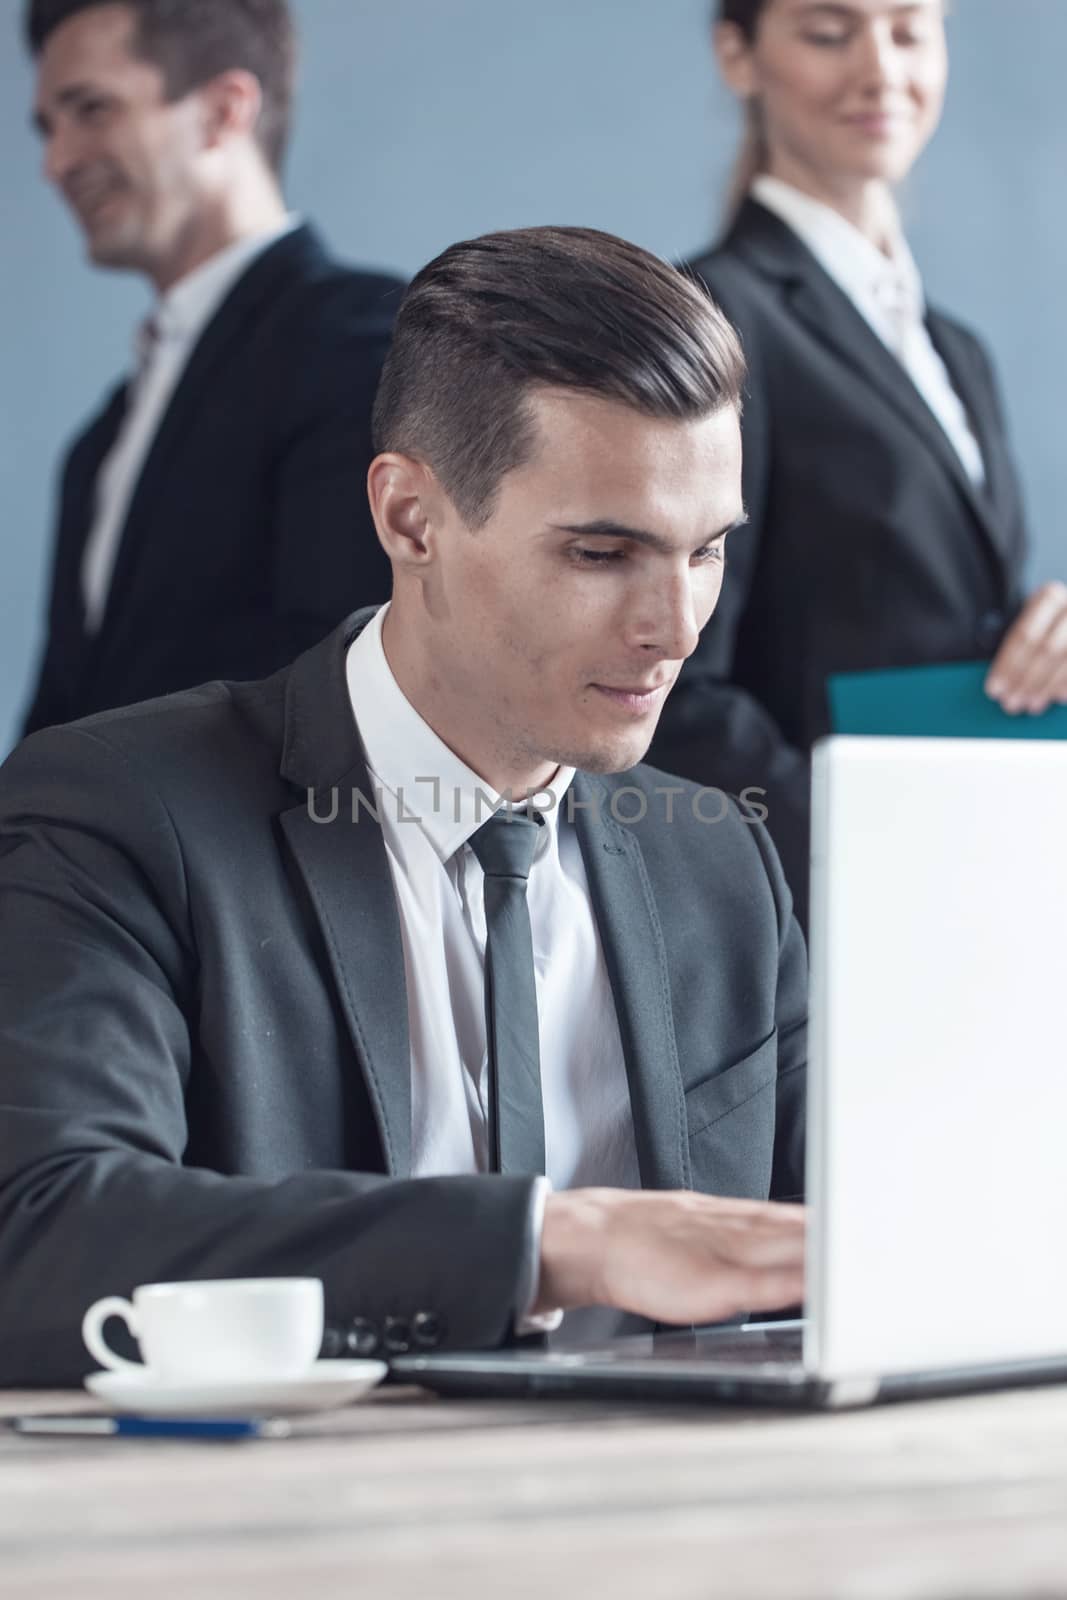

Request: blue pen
left=11, top=1414, right=289, bottom=1440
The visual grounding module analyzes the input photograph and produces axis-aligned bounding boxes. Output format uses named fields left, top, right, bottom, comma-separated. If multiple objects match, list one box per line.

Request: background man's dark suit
left=0, top=610, right=806, bottom=1385
left=22, top=225, right=402, bottom=737
left=650, top=200, right=1029, bottom=928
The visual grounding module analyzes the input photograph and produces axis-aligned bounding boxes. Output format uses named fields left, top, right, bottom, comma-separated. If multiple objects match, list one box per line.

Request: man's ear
left=198, top=69, right=263, bottom=151
left=714, top=20, right=758, bottom=99
left=367, top=452, right=446, bottom=571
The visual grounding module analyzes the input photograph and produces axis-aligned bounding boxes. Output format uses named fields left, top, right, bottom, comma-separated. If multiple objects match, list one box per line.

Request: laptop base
left=392, top=1322, right=1067, bottom=1412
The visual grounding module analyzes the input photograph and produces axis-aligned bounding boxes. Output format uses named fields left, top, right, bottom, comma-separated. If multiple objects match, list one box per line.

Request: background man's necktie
left=468, top=810, right=546, bottom=1174
left=133, top=313, right=162, bottom=390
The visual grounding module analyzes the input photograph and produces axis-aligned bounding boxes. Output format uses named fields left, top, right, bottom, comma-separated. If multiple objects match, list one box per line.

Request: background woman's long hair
left=718, top=0, right=772, bottom=217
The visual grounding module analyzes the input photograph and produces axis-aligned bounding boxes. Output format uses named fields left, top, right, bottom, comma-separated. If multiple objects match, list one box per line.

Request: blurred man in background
left=22, top=0, right=401, bottom=736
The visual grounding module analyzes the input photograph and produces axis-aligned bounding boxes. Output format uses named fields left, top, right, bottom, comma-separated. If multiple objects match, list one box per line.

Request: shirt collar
left=751, top=176, right=924, bottom=322
left=345, top=604, right=575, bottom=865
left=152, top=213, right=302, bottom=345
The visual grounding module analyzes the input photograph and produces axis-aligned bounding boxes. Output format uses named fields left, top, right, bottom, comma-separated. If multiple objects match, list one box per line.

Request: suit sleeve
left=0, top=725, right=535, bottom=1386
left=650, top=267, right=813, bottom=927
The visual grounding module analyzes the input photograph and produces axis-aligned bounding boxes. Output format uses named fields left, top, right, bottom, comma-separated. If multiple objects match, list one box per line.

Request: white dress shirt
left=80, top=215, right=301, bottom=633
left=346, top=605, right=641, bottom=1189
left=346, top=606, right=643, bottom=1326
left=751, top=176, right=986, bottom=489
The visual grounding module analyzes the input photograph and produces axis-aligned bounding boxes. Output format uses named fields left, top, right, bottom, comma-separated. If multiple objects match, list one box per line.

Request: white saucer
left=84, top=1359, right=388, bottom=1417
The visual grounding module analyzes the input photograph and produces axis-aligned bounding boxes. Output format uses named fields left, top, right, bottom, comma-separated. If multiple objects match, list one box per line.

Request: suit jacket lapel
left=729, top=200, right=1012, bottom=574
left=573, top=777, right=691, bottom=1192
left=278, top=610, right=412, bottom=1177
left=926, top=311, right=1017, bottom=549
left=99, top=226, right=328, bottom=636
left=58, top=383, right=128, bottom=672
left=276, top=632, right=692, bottom=1188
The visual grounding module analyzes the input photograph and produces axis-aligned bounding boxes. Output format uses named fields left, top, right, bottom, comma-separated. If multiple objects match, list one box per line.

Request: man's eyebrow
left=550, top=516, right=748, bottom=552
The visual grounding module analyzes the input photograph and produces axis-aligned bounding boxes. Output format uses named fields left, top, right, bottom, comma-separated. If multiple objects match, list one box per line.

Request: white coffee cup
left=81, top=1278, right=324, bottom=1382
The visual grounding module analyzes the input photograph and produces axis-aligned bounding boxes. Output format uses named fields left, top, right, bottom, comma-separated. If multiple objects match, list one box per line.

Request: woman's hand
left=986, top=581, right=1067, bottom=715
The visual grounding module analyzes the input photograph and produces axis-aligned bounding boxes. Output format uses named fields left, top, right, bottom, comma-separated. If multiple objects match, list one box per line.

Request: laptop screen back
left=805, top=737, right=1067, bottom=1380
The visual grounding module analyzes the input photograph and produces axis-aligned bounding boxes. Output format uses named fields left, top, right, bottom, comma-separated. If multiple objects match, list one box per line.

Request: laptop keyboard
left=562, top=1322, right=805, bottom=1368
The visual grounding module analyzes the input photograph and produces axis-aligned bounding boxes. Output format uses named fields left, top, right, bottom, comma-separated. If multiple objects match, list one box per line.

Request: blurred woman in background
left=651, top=0, right=1066, bottom=929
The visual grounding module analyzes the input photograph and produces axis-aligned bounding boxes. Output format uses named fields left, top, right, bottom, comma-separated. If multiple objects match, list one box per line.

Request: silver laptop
left=393, top=738, right=1067, bottom=1408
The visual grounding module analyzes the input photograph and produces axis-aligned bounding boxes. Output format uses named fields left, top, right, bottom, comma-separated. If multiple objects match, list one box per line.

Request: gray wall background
left=2, top=0, right=1064, bottom=750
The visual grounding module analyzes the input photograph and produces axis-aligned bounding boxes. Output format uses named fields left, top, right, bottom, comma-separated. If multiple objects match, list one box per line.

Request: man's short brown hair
left=25, top=0, right=296, bottom=175
left=372, top=225, right=746, bottom=528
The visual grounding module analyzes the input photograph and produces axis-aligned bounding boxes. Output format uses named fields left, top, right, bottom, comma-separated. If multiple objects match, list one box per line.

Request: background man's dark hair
left=372, top=226, right=746, bottom=527
left=25, top=0, right=296, bottom=176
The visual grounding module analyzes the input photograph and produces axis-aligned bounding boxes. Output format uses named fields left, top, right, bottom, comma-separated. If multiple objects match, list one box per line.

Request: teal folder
left=828, top=661, right=1067, bottom=740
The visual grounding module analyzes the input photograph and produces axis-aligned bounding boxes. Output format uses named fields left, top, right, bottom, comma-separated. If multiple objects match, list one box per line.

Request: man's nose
left=43, top=124, right=82, bottom=187
left=631, top=569, right=702, bottom=661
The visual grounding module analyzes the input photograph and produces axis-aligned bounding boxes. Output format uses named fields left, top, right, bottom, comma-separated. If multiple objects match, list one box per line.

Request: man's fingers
left=685, top=1263, right=804, bottom=1323
left=675, top=1192, right=807, bottom=1225
left=741, top=1267, right=806, bottom=1314
left=724, top=1199, right=807, bottom=1222
left=707, top=1219, right=807, bottom=1271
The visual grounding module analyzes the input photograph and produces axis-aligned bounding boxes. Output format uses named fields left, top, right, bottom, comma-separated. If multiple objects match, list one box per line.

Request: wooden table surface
left=3, top=1380, right=1067, bottom=1598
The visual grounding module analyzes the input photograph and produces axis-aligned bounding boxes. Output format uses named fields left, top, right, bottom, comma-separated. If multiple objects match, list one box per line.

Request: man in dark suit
left=0, top=225, right=806, bottom=1386
left=21, top=0, right=401, bottom=737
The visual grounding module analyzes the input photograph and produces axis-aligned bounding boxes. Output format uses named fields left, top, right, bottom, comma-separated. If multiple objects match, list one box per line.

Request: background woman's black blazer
left=650, top=197, right=1029, bottom=928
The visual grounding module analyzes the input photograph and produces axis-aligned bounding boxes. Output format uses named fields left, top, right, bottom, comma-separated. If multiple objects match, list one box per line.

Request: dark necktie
left=134, top=313, right=162, bottom=388
left=468, top=810, right=546, bottom=1175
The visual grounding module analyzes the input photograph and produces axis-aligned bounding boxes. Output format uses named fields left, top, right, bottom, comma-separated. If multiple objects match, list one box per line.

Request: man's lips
left=592, top=681, right=673, bottom=713
left=67, top=182, right=125, bottom=224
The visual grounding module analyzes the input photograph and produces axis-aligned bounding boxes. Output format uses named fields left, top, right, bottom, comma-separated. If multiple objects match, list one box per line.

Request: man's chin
left=84, top=227, right=142, bottom=272
left=554, top=729, right=654, bottom=777
left=86, top=242, right=131, bottom=270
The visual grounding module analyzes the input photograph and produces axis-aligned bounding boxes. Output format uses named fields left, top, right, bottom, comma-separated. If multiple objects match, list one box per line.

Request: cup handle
left=81, top=1295, right=145, bottom=1374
